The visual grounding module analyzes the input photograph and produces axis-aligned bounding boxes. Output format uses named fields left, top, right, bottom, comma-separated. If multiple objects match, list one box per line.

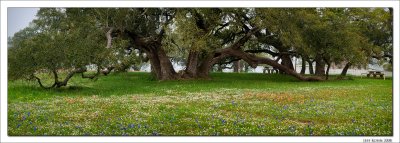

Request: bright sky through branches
left=7, top=8, right=39, bottom=37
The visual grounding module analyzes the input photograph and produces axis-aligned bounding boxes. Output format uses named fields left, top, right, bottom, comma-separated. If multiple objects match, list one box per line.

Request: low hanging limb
left=81, top=66, right=101, bottom=80
left=31, top=74, right=56, bottom=89
left=32, top=68, right=91, bottom=89
left=101, top=66, right=115, bottom=76
left=218, top=48, right=324, bottom=81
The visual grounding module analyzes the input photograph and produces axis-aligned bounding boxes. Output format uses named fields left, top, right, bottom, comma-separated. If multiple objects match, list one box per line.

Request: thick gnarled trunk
left=145, top=47, right=178, bottom=80
left=280, top=54, right=294, bottom=74
left=183, top=51, right=199, bottom=78
left=126, top=30, right=178, bottom=80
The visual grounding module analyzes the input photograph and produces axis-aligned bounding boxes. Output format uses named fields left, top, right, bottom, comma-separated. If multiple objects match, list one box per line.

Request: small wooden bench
left=361, top=71, right=385, bottom=80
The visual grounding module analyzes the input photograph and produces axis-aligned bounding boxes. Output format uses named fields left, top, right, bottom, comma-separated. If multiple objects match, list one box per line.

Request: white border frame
left=1, top=1, right=399, bottom=143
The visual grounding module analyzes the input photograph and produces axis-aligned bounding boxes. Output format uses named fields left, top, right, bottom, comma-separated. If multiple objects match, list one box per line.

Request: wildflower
left=33, top=126, right=37, bottom=132
left=16, top=124, right=21, bottom=128
left=221, top=119, right=226, bottom=124
left=128, top=124, right=135, bottom=128
left=288, top=125, right=296, bottom=132
left=27, top=112, right=31, bottom=117
left=152, top=131, right=159, bottom=136
left=195, top=118, right=202, bottom=128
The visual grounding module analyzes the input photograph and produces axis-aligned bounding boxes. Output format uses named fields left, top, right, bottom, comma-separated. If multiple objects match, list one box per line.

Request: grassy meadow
left=8, top=72, right=393, bottom=136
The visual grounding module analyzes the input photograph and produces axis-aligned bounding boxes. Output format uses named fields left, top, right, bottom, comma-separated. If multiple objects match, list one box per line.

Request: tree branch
left=245, top=49, right=279, bottom=57
left=106, top=27, right=114, bottom=49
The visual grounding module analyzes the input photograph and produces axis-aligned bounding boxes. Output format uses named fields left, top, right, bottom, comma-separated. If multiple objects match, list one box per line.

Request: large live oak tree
left=8, top=8, right=392, bottom=88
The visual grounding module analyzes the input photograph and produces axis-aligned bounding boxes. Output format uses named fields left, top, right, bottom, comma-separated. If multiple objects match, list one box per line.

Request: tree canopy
left=8, top=8, right=393, bottom=88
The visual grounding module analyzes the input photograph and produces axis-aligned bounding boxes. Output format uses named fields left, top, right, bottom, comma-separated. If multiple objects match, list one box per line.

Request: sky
left=7, top=8, right=39, bottom=38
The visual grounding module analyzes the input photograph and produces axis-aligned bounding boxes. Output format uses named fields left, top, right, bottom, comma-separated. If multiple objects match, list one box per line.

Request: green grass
left=8, top=72, right=393, bottom=136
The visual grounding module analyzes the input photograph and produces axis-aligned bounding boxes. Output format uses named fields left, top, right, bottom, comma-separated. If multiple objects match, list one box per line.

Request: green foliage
left=8, top=8, right=108, bottom=86
left=8, top=8, right=393, bottom=84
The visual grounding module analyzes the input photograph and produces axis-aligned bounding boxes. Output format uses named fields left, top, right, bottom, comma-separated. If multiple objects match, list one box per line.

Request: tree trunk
left=183, top=51, right=199, bottom=78
left=300, top=57, right=306, bottom=75
left=244, top=63, right=249, bottom=72
left=126, top=30, right=178, bottom=80
left=155, top=48, right=178, bottom=80
left=280, top=54, right=294, bottom=74
left=315, top=56, right=325, bottom=76
left=307, top=60, right=314, bottom=75
left=337, top=62, right=352, bottom=79
left=233, top=60, right=239, bottom=73
left=217, top=64, right=223, bottom=72
left=340, top=62, right=352, bottom=77
left=325, top=62, right=331, bottom=80
left=197, top=52, right=228, bottom=78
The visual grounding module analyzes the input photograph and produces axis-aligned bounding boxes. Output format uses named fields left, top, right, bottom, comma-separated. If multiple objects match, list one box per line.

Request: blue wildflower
left=27, top=112, right=31, bottom=117
left=33, top=126, right=37, bottom=132
left=128, top=124, right=135, bottom=128
left=17, top=124, right=21, bottom=128
left=195, top=118, right=202, bottom=128
left=221, top=119, right=226, bottom=124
